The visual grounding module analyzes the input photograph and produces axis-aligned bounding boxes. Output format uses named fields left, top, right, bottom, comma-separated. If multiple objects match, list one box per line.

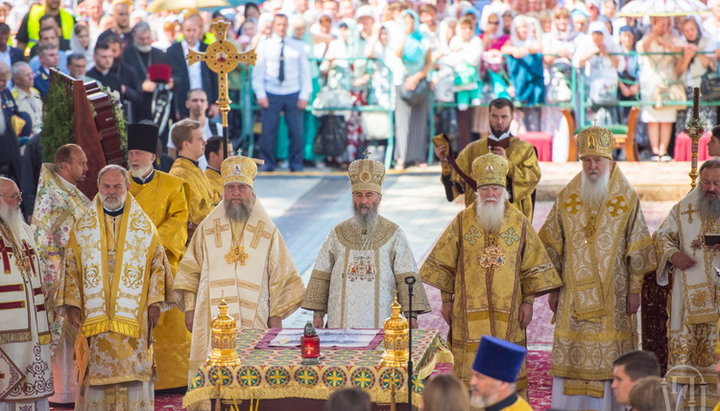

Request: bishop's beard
left=580, top=170, right=610, bottom=210
left=698, top=192, right=720, bottom=221
left=352, top=202, right=379, bottom=228
left=475, top=190, right=508, bottom=233
left=0, top=201, right=25, bottom=241
left=225, top=196, right=255, bottom=223
left=100, top=192, right=127, bottom=211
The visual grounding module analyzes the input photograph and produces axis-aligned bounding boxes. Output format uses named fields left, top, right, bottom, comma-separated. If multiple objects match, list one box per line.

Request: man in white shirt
left=11, top=61, right=42, bottom=135
left=252, top=13, right=311, bottom=172
left=167, top=88, right=220, bottom=169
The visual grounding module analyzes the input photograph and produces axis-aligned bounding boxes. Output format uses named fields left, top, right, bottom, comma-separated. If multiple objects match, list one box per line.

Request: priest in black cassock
left=122, top=21, right=168, bottom=122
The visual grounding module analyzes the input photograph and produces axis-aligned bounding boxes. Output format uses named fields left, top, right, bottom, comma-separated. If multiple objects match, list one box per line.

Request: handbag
left=399, top=77, right=430, bottom=105
left=314, top=115, right=347, bottom=157
left=701, top=70, right=720, bottom=101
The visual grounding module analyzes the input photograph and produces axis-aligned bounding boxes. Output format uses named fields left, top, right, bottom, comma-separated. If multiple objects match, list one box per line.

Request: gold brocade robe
left=446, top=137, right=540, bottom=219
left=539, top=166, right=656, bottom=397
left=653, top=187, right=720, bottom=405
left=420, top=202, right=561, bottom=386
left=130, top=170, right=191, bottom=390
left=57, top=197, right=174, bottom=387
left=173, top=199, right=305, bottom=379
left=169, top=157, right=216, bottom=225
left=204, top=167, right=223, bottom=203
left=302, top=217, right=431, bottom=328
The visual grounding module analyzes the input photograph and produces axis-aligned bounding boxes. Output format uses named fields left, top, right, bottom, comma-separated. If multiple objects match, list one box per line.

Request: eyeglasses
left=487, top=21, right=499, bottom=25
left=0, top=193, right=22, bottom=200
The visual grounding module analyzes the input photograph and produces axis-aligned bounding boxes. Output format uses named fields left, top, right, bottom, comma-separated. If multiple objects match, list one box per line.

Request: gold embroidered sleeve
left=519, top=221, right=562, bottom=300
left=267, top=230, right=305, bottom=319
left=302, top=232, right=335, bottom=313
left=538, top=201, right=565, bottom=277
left=507, top=142, right=541, bottom=205
left=173, top=222, right=204, bottom=311
left=624, top=200, right=657, bottom=293
left=391, top=228, right=431, bottom=314
left=652, top=203, right=682, bottom=287
left=56, top=236, right=82, bottom=310
left=148, top=245, right=174, bottom=310
left=420, top=215, right=461, bottom=294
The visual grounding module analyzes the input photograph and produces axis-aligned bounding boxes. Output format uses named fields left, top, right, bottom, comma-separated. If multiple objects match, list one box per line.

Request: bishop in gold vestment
left=539, top=127, right=656, bottom=411
left=653, top=159, right=720, bottom=408
left=57, top=166, right=174, bottom=410
left=174, top=156, right=305, bottom=383
left=436, top=99, right=540, bottom=219
left=421, top=153, right=561, bottom=386
left=302, top=157, right=431, bottom=329
left=127, top=122, right=191, bottom=390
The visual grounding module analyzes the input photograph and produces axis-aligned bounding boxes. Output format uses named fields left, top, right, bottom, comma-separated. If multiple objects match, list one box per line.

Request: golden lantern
left=205, top=298, right=241, bottom=367
left=380, top=297, right=409, bottom=368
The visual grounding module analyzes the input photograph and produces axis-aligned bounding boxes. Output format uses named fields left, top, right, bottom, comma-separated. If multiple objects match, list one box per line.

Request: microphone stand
left=404, top=276, right=415, bottom=410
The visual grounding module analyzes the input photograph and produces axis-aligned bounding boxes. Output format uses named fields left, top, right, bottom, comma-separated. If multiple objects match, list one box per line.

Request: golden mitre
left=348, top=158, right=385, bottom=194
left=471, top=153, right=508, bottom=187
left=221, top=155, right=257, bottom=188
left=576, top=126, right=614, bottom=159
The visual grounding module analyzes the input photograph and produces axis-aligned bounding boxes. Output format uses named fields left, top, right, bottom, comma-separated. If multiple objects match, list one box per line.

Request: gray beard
left=100, top=192, right=126, bottom=211
left=225, top=200, right=254, bottom=223
left=580, top=171, right=610, bottom=210
left=475, top=190, right=508, bottom=233
left=135, top=43, right=152, bottom=53
left=352, top=203, right=379, bottom=228
left=698, top=194, right=720, bottom=222
left=0, top=202, right=25, bottom=241
left=129, top=164, right=153, bottom=179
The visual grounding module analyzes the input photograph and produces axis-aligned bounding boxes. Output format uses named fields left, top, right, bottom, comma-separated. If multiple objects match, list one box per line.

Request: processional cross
left=186, top=20, right=257, bottom=158
left=685, top=87, right=704, bottom=189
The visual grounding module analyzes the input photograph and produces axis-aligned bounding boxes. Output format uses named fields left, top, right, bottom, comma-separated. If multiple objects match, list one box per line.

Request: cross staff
left=186, top=20, right=257, bottom=158
left=685, top=87, right=704, bottom=189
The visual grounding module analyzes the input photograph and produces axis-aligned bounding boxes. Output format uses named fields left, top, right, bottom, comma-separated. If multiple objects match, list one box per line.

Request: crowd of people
left=3, top=0, right=720, bottom=177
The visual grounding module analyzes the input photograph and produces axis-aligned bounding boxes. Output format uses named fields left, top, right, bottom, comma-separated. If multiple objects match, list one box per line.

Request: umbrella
left=147, top=0, right=229, bottom=13
left=618, top=0, right=708, bottom=17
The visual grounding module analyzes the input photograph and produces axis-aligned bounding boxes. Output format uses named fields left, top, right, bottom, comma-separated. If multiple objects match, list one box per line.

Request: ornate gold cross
left=607, top=196, right=629, bottom=217
left=247, top=221, right=272, bottom=249
left=681, top=203, right=696, bottom=224
left=205, top=219, right=230, bottom=248
left=186, top=20, right=256, bottom=154
left=563, top=194, right=582, bottom=215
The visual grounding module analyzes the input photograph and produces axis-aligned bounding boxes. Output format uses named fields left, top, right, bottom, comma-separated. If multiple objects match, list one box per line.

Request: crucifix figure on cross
left=186, top=20, right=257, bottom=157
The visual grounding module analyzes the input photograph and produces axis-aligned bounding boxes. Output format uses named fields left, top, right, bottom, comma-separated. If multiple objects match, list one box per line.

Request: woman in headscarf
left=542, top=7, right=580, bottom=161
left=501, top=14, right=545, bottom=132
left=70, top=22, right=94, bottom=64
left=675, top=16, right=717, bottom=133
left=573, top=20, right=625, bottom=127
left=636, top=16, right=685, bottom=161
left=393, top=9, right=432, bottom=170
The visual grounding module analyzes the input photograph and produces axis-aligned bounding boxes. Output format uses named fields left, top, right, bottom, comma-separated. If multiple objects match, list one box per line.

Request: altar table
left=183, top=328, right=452, bottom=409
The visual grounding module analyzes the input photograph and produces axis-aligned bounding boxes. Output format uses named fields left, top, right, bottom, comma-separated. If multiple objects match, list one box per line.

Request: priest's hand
left=67, top=306, right=82, bottom=328
left=267, top=316, right=282, bottom=328
left=148, top=305, right=160, bottom=328
left=313, top=317, right=324, bottom=329
left=490, top=146, right=507, bottom=159
left=548, top=291, right=559, bottom=314
left=185, top=310, right=194, bottom=332
left=434, top=144, right=449, bottom=162
left=518, top=303, right=533, bottom=329
left=670, top=251, right=696, bottom=270
left=410, top=318, right=419, bottom=329
left=441, top=301, right=453, bottom=325
left=626, top=293, right=640, bottom=315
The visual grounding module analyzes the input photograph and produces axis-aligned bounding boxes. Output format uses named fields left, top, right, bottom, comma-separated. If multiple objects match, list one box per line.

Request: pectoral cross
left=186, top=20, right=256, bottom=157
left=682, top=203, right=697, bottom=224
left=205, top=219, right=230, bottom=248
left=0, top=237, right=13, bottom=274
left=247, top=221, right=272, bottom=249
left=20, top=241, right=36, bottom=276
